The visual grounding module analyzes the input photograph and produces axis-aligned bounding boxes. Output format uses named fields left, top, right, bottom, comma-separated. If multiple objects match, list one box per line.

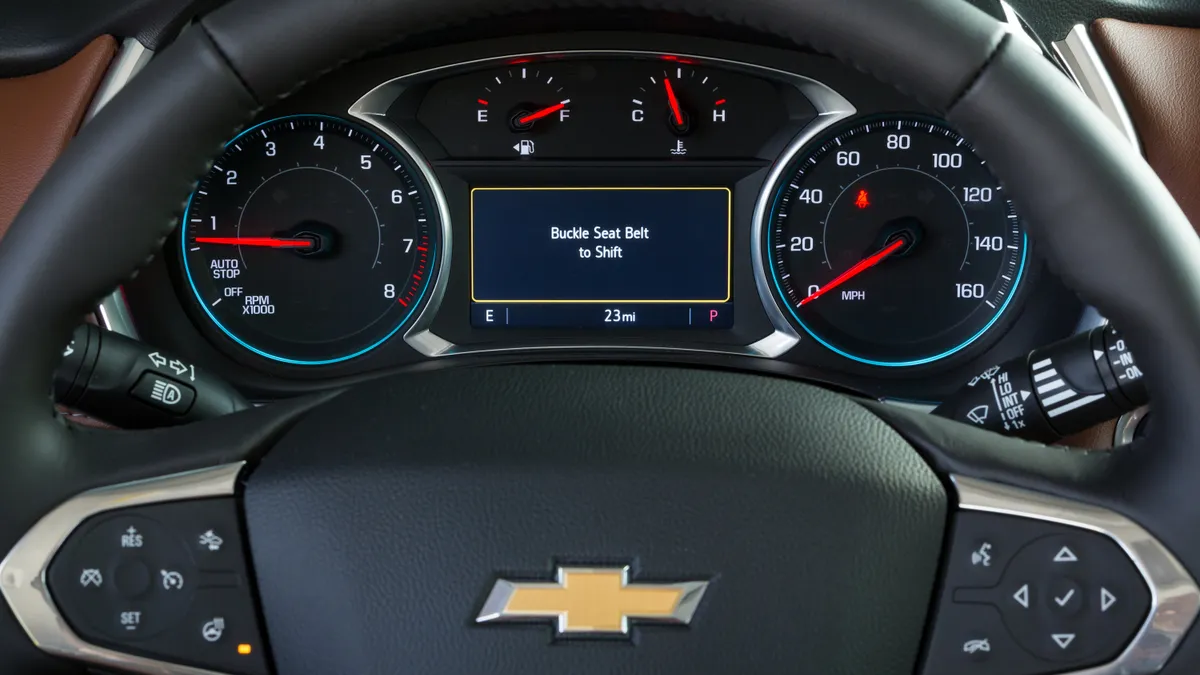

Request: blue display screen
left=470, top=188, right=733, bottom=329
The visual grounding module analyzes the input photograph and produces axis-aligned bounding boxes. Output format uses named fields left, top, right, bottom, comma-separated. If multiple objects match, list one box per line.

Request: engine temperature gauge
left=631, top=66, right=729, bottom=156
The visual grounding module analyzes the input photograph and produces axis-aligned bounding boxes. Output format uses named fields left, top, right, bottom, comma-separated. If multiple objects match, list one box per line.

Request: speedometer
left=762, top=115, right=1027, bottom=367
left=180, top=114, right=442, bottom=365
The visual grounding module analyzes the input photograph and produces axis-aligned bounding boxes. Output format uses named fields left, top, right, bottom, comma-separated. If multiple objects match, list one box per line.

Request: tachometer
left=762, top=115, right=1027, bottom=367
left=180, top=114, right=442, bottom=365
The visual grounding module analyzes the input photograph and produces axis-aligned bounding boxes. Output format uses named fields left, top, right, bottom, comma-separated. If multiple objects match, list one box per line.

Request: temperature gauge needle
left=663, top=78, right=685, bottom=126
left=195, top=236, right=315, bottom=250
left=517, top=100, right=570, bottom=125
left=800, top=237, right=907, bottom=306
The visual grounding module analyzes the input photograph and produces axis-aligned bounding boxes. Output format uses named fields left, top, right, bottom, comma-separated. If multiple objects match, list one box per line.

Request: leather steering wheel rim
left=3, top=0, right=1200, bottom=672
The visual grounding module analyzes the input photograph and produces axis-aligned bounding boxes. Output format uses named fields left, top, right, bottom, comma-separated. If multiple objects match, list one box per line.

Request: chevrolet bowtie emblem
left=476, top=566, right=709, bottom=635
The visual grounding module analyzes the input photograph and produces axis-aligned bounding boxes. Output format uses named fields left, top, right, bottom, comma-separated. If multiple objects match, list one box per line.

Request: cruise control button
left=47, top=512, right=197, bottom=644
left=78, top=568, right=104, bottom=589
left=116, top=608, right=150, bottom=637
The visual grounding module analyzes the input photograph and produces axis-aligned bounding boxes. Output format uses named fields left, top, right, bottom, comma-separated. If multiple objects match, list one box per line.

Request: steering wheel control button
left=929, top=511, right=1153, bottom=675
left=941, top=513, right=1053, bottom=588
left=48, top=514, right=196, bottom=642
left=117, top=608, right=149, bottom=635
left=922, top=603, right=1050, bottom=675
left=1012, top=583, right=1031, bottom=609
left=168, top=588, right=269, bottom=674
left=130, top=371, right=197, bottom=415
left=1046, top=578, right=1083, bottom=616
left=1100, top=587, right=1118, bottom=612
left=44, top=498, right=267, bottom=673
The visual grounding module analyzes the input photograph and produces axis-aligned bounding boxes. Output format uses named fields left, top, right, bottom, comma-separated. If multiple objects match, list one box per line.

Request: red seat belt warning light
left=855, top=189, right=870, bottom=209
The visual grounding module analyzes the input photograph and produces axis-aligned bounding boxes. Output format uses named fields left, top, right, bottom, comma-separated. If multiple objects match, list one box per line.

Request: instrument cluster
left=123, top=34, right=1088, bottom=403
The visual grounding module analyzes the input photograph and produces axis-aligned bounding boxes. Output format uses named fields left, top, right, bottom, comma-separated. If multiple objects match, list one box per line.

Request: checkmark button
left=1053, top=588, right=1075, bottom=606
left=1047, top=577, right=1083, bottom=616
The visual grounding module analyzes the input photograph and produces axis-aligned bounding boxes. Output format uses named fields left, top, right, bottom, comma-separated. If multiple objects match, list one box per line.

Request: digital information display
left=470, top=187, right=733, bottom=329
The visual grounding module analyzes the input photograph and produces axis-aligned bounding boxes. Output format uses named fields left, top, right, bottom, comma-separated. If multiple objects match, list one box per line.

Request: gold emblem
left=476, top=566, right=709, bottom=635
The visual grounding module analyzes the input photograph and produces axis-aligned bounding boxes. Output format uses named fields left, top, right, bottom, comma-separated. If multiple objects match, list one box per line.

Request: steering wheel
left=3, top=0, right=1200, bottom=673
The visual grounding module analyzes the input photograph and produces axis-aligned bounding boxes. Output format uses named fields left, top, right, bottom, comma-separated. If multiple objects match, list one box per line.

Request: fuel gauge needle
left=195, top=237, right=315, bottom=249
left=517, top=100, right=570, bottom=125
left=800, top=237, right=906, bottom=306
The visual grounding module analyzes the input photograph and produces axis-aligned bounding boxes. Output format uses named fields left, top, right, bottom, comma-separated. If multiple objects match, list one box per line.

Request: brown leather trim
left=1092, top=19, right=1200, bottom=233
left=1060, top=419, right=1117, bottom=450
left=0, top=36, right=117, bottom=238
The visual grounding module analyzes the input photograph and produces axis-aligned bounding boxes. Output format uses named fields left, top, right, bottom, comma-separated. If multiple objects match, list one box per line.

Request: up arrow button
left=1101, top=587, right=1117, bottom=612
left=1053, top=546, right=1079, bottom=562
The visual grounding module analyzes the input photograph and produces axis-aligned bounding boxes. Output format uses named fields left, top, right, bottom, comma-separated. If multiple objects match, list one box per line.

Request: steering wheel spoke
left=0, top=394, right=331, bottom=672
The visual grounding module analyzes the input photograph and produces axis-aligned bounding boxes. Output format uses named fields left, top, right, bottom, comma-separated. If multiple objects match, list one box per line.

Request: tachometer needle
left=195, top=236, right=315, bottom=249
left=663, top=78, right=685, bottom=126
left=517, top=100, right=570, bottom=125
left=799, top=237, right=907, bottom=306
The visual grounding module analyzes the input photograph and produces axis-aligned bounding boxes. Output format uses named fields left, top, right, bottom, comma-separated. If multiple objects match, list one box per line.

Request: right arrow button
left=1101, top=587, right=1117, bottom=613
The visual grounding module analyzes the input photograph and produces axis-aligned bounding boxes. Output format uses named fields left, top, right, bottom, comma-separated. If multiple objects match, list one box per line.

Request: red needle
left=195, top=237, right=315, bottom=249
left=663, top=78, right=685, bottom=126
left=517, top=100, right=569, bottom=125
left=799, top=237, right=907, bottom=306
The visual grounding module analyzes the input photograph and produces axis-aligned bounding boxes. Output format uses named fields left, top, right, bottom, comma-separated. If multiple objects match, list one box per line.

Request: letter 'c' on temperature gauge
left=180, top=115, right=443, bottom=365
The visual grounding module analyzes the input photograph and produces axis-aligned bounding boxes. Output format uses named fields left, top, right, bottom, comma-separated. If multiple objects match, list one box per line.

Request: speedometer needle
left=663, top=78, right=685, bottom=127
left=800, top=237, right=907, bottom=306
left=195, top=236, right=315, bottom=249
left=517, top=100, right=570, bottom=125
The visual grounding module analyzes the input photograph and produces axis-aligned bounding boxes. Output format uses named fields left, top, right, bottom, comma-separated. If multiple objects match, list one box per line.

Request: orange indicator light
left=237, top=644, right=253, bottom=655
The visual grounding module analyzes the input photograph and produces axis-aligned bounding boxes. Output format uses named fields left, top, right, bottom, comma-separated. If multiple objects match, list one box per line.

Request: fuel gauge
left=475, top=66, right=571, bottom=156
